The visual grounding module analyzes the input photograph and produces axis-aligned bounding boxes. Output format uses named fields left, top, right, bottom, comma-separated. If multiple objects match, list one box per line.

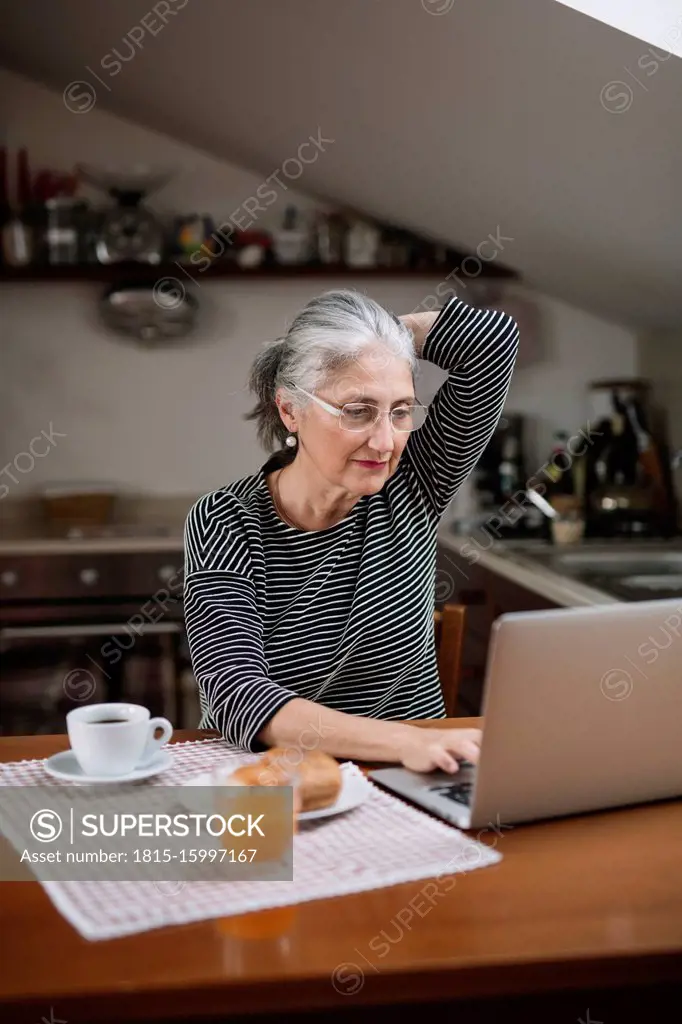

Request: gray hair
left=244, top=289, right=417, bottom=462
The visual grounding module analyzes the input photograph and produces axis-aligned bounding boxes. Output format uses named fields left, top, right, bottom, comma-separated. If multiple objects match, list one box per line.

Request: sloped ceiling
left=0, top=0, right=680, bottom=330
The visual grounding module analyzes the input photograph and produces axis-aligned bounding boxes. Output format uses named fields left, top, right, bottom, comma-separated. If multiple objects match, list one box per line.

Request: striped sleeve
left=404, top=295, right=519, bottom=519
left=183, top=492, right=298, bottom=750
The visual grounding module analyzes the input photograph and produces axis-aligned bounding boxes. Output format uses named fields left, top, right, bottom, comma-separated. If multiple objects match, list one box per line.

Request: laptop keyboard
left=428, top=780, right=473, bottom=807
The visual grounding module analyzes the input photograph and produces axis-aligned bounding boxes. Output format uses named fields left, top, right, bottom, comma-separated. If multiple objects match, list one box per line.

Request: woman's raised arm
left=402, top=295, right=520, bottom=520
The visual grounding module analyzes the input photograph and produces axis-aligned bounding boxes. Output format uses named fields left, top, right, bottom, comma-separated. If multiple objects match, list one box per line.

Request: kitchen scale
left=77, top=163, right=171, bottom=264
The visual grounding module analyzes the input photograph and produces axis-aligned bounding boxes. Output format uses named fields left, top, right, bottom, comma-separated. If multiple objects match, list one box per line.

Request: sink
left=619, top=574, right=682, bottom=591
left=551, top=552, right=682, bottom=576
left=497, top=542, right=682, bottom=600
left=509, top=545, right=682, bottom=574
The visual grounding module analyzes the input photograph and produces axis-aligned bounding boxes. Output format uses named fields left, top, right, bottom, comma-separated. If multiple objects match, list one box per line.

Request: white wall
left=0, top=70, right=638, bottom=497
left=503, top=290, right=638, bottom=474
left=0, top=67, right=326, bottom=230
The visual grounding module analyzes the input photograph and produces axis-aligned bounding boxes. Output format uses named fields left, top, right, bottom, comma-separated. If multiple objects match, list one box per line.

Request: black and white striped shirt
left=183, top=297, right=519, bottom=750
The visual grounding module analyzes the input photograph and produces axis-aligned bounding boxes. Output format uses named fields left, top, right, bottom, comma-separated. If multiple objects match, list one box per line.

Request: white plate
left=183, top=763, right=370, bottom=821
left=298, top=767, right=370, bottom=821
left=43, top=749, right=173, bottom=784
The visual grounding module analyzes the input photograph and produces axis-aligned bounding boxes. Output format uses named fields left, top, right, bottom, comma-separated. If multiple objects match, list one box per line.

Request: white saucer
left=182, top=763, right=370, bottom=821
left=43, top=749, right=173, bottom=784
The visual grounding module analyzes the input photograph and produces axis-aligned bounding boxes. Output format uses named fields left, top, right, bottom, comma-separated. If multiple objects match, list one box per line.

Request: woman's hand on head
left=399, top=727, right=482, bottom=774
left=398, top=312, right=440, bottom=357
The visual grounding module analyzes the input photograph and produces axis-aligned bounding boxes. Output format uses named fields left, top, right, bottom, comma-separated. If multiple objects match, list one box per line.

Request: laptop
left=369, top=597, right=682, bottom=830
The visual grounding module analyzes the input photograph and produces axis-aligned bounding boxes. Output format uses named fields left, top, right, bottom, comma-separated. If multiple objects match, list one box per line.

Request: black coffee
left=88, top=718, right=128, bottom=724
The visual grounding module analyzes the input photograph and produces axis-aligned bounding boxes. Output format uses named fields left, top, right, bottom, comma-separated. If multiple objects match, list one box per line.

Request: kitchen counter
left=0, top=495, right=191, bottom=555
left=1, top=499, right=679, bottom=599
left=437, top=522, right=682, bottom=607
left=0, top=533, right=184, bottom=556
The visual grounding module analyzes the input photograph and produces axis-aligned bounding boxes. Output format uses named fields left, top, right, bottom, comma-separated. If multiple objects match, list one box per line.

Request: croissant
left=225, top=747, right=342, bottom=812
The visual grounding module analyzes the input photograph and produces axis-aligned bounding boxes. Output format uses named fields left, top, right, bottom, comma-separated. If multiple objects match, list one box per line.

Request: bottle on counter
left=498, top=430, right=524, bottom=500
left=343, top=216, right=380, bottom=268
left=0, top=147, right=10, bottom=233
left=272, top=205, right=311, bottom=265
left=544, top=430, right=575, bottom=496
left=315, top=210, right=347, bottom=265
left=45, top=196, right=81, bottom=265
left=1, top=147, right=34, bottom=267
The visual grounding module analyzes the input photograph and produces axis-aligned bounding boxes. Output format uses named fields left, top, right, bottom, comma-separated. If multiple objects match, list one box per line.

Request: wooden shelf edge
left=0, top=261, right=519, bottom=285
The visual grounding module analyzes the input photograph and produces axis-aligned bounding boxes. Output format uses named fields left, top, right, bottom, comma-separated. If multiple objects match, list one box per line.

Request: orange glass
left=211, top=759, right=299, bottom=940
left=211, top=761, right=299, bottom=869
left=216, top=905, right=297, bottom=940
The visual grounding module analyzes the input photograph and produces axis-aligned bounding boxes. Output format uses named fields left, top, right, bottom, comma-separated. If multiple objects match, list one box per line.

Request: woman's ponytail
left=244, top=338, right=290, bottom=454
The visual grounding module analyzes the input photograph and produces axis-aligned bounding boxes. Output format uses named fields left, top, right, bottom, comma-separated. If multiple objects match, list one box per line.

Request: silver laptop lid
left=468, top=597, right=682, bottom=828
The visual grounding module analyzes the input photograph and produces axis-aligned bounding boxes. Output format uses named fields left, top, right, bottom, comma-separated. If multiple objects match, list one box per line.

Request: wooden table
left=1, top=723, right=680, bottom=1024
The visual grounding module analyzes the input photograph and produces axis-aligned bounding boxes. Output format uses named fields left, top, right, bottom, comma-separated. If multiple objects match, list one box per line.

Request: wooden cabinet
left=435, top=544, right=560, bottom=715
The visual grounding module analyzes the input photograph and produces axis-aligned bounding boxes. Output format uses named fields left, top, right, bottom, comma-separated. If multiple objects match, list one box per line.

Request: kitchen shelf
left=0, top=260, right=518, bottom=284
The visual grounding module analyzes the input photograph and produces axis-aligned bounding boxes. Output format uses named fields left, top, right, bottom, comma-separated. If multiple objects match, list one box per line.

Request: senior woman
left=184, top=289, right=519, bottom=774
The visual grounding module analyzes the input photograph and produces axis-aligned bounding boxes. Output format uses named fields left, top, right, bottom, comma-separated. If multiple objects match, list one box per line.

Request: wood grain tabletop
left=0, top=721, right=680, bottom=1023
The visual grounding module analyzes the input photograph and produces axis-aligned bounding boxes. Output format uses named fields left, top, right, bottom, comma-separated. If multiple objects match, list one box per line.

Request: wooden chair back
left=433, top=603, right=466, bottom=717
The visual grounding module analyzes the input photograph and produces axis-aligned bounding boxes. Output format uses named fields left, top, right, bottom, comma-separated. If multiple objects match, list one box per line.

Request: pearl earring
left=285, top=434, right=298, bottom=448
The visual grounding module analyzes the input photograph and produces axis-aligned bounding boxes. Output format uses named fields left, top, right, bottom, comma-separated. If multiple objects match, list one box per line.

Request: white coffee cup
left=66, top=703, right=173, bottom=777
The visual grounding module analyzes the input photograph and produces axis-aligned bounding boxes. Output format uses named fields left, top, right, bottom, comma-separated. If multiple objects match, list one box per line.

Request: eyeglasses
left=293, top=385, right=428, bottom=433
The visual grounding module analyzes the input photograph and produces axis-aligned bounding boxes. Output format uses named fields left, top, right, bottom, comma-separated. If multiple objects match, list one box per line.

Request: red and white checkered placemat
left=0, top=738, right=501, bottom=941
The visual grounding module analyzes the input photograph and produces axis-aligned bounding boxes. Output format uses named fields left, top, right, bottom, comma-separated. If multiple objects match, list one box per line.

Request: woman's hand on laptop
left=400, top=727, right=482, bottom=774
